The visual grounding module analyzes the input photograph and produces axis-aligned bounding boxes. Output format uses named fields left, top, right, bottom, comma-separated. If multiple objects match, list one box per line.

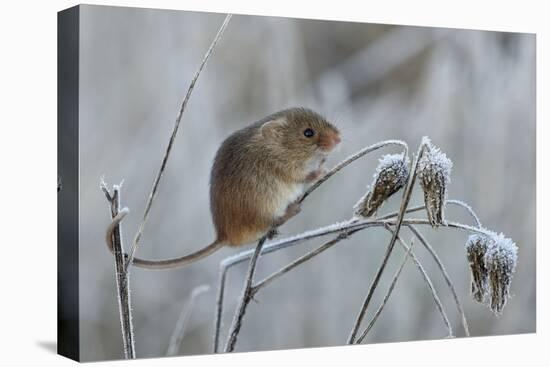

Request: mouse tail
left=130, top=240, right=225, bottom=270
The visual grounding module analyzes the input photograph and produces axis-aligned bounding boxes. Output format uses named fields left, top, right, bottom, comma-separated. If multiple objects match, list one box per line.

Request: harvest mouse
left=106, top=107, right=341, bottom=269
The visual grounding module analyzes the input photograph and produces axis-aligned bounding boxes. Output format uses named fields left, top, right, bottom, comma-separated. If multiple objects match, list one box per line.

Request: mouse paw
left=286, top=200, right=302, bottom=218
left=305, top=168, right=328, bottom=183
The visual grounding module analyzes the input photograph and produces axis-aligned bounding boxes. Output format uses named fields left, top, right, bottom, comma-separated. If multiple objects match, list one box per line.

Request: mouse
left=106, top=107, right=341, bottom=269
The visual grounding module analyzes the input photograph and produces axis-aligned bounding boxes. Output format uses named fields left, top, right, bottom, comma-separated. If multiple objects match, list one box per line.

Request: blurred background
left=77, top=5, right=535, bottom=361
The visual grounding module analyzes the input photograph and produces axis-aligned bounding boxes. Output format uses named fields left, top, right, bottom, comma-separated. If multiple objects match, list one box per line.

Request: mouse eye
left=303, top=128, right=315, bottom=138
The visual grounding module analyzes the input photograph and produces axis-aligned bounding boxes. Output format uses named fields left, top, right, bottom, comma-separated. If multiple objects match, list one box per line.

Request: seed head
left=417, top=139, right=452, bottom=227
left=485, top=233, right=518, bottom=315
left=465, top=232, right=518, bottom=315
left=354, top=154, right=410, bottom=218
left=465, top=234, right=490, bottom=303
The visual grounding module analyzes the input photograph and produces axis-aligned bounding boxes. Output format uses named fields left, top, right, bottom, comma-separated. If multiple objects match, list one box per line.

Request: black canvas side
left=57, top=5, right=80, bottom=361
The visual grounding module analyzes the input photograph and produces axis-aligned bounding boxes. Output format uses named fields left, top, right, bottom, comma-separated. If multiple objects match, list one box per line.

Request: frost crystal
left=354, top=153, right=410, bottom=218
left=465, top=232, right=518, bottom=315
left=417, top=140, right=452, bottom=227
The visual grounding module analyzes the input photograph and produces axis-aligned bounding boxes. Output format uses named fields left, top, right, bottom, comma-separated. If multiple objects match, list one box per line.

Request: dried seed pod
left=485, top=233, right=518, bottom=315
left=465, top=234, right=491, bottom=303
left=417, top=140, right=452, bottom=227
left=354, top=154, right=410, bottom=218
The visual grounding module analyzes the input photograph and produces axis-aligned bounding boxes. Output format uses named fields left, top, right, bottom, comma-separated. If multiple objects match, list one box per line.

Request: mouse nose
left=333, top=134, right=341, bottom=145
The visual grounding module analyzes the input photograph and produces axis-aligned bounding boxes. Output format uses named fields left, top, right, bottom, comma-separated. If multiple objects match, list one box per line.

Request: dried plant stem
left=126, top=14, right=233, bottom=271
left=356, top=236, right=415, bottom=342
left=166, top=284, right=211, bottom=356
left=446, top=199, right=482, bottom=228
left=347, top=140, right=428, bottom=344
left=212, top=216, right=489, bottom=350
left=355, top=226, right=453, bottom=344
left=100, top=182, right=136, bottom=359
left=253, top=231, right=354, bottom=291
left=407, top=224, right=470, bottom=336
left=224, top=236, right=268, bottom=352
left=213, top=267, right=228, bottom=353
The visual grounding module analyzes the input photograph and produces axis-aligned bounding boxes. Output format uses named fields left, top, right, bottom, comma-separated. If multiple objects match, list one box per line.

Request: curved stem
left=406, top=224, right=470, bottom=336
left=446, top=199, right=482, bottom=228
left=356, top=227, right=453, bottom=344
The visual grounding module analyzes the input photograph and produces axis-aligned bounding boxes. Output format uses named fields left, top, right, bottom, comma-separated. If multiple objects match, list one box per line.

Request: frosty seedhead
left=465, top=232, right=518, bottom=315
left=466, top=234, right=491, bottom=303
left=485, top=233, right=518, bottom=315
left=417, top=139, right=452, bottom=227
left=354, top=153, right=410, bottom=218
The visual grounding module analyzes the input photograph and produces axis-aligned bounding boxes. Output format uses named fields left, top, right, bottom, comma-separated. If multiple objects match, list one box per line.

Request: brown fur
left=210, top=107, right=340, bottom=246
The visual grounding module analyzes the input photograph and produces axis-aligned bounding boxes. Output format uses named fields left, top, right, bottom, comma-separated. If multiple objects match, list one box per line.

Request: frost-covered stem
left=101, top=182, right=136, bottom=359
left=406, top=224, right=470, bottom=336
left=213, top=216, right=487, bottom=350
left=166, top=285, right=210, bottom=356
left=356, top=235, right=415, bottom=342
left=355, top=226, right=453, bottom=343
left=446, top=199, right=482, bottom=228
left=125, top=14, right=232, bottom=271
left=224, top=236, right=268, bottom=352
left=253, top=230, right=355, bottom=292
left=300, top=140, right=408, bottom=203
left=347, top=140, right=427, bottom=344
left=213, top=268, right=228, bottom=353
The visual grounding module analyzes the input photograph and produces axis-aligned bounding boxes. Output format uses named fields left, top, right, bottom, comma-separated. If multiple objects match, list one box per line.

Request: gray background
left=78, top=5, right=535, bottom=361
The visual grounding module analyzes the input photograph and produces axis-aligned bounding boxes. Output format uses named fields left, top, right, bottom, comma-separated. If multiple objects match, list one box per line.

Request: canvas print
left=57, top=4, right=536, bottom=362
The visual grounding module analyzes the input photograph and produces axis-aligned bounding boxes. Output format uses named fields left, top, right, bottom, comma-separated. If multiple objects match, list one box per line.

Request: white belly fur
left=273, top=182, right=304, bottom=219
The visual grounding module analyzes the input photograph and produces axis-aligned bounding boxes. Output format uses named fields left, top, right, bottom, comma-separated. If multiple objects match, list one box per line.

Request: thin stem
left=406, top=224, right=470, bottom=336
left=101, top=182, right=136, bottom=359
left=126, top=14, right=233, bottom=271
left=166, top=285, right=211, bottom=356
left=224, top=236, right=268, bottom=352
left=299, top=140, right=408, bottom=204
left=213, top=267, right=228, bottom=353
left=446, top=199, right=482, bottom=228
left=356, top=235, right=415, bottom=342
left=355, top=226, right=453, bottom=343
left=253, top=230, right=356, bottom=292
left=347, top=139, right=428, bottom=344
left=212, top=217, right=488, bottom=351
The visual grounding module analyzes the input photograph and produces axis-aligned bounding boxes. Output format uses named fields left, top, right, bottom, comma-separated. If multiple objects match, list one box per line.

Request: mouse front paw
left=273, top=201, right=302, bottom=227
left=305, top=168, right=327, bottom=183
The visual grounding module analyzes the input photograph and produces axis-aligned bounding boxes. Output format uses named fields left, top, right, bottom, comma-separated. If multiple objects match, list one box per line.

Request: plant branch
left=446, top=199, right=482, bottom=228
left=100, top=181, right=136, bottom=359
left=212, top=216, right=489, bottom=351
left=347, top=139, right=428, bottom=344
left=355, top=226, right=453, bottom=344
left=125, top=14, right=233, bottom=271
left=355, top=235, right=415, bottom=342
left=406, top=224, right=470, bottom=336
left=252, top=231, right=355, bottom=292
left=224, top=236, right=268, bottom=352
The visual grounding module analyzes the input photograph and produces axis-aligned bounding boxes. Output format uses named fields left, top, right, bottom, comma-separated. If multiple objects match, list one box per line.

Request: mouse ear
left=260, top=118, right=286, bottom=139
